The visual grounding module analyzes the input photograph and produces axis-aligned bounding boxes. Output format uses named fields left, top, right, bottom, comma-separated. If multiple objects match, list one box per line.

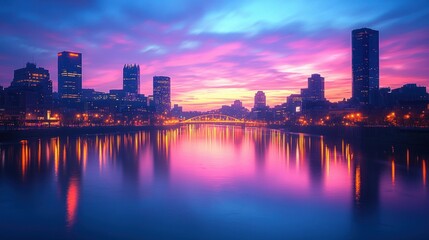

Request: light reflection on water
left=0, top=125, right=428, bottom=239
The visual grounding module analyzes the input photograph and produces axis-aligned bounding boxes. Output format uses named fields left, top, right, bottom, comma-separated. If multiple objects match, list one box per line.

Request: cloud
left=140, top=45, right=168, bottom=55
left=0, top=0, right=428, bottom=111
left=179, top=40, right=200, bottom=50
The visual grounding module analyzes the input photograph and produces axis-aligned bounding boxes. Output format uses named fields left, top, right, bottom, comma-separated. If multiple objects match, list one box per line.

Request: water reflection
left=0, top=125, right=428, bottom=239
left=66, top=176, right=79, bottom=228
left=423, top=160, right=427, bottom=185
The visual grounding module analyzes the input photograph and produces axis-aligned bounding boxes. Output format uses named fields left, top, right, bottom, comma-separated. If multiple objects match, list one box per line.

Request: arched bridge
left=183, top=114, right=242, bottom=124
left=181, top=114, right=267, bottom=127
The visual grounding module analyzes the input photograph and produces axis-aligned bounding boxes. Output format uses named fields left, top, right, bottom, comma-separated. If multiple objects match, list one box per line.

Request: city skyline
left=2, top=2, right=429, bottom=239
left=1, top=0, right=428, bottom=111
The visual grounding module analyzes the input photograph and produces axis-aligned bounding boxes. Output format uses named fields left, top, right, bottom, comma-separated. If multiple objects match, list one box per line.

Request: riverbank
left=0, top=125, right=178, bottom=142
left=283, top=125, right=429, bottom=146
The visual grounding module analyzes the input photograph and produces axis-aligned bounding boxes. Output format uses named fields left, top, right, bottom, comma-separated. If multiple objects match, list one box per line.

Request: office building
left=153, top=76, right=171, bottom=114
left=58, top=51, right=82, bottom=107
left=301, top=74, right=325, bottom=102
left=251, top=91, right=268, bottom=120
left=123, top=64, right=140, bottom=94
left=9, top=62, right=52, bottom=115
left=232, top=100, right=243, bottom=108
left=352, top=28, right=379, bottom=105
left=254, top=91, right=266, bottom=109
left=286, top=94, right=303, bottom=113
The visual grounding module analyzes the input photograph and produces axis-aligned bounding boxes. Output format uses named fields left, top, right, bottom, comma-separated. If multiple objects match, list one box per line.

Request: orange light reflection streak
left=355, top=165, right=361, bottom=202
left=66, top=177, right=79, bottom=228
left=423, top=160, right=427, bottom=186
left=391, top=160, right=396, bottom=186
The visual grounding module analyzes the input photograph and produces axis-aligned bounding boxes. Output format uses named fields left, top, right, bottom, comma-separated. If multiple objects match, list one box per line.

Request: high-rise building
left=254, top=91, right=266, bottom=109
left=301, top=74, right=325, bottom=102
left=9, top=62, right=52, bottom=115
left=153, top=76, right=171, bottom=114
left=123, top=64, right=140, bottom=94
left=352, top=28, right=379, bottom=105
left=58, top=51, right=82, bottom=107
left=232, top=100, right=243, bottom=108
left=252, top=91, right=268, bottom=120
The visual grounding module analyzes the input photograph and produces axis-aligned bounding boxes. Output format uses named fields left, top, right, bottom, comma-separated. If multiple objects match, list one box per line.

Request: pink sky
left=1, top=0, right=428, bottom=111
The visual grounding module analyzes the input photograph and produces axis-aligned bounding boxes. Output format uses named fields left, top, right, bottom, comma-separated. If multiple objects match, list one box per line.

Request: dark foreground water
left=0, top=125, right=428, bottom=239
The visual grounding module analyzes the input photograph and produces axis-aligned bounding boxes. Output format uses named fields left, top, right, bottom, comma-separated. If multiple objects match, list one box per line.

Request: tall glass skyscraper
left=123, top=64, right=140, bottom=94
left=153, top=76, right=171, bottom=115
left=58, top=51, right=82, bottom=107
left=352, top=28, right=379, bottom=105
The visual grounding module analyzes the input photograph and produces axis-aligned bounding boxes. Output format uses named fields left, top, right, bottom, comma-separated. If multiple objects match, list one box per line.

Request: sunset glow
left=1, top=0, right=428, bottom=110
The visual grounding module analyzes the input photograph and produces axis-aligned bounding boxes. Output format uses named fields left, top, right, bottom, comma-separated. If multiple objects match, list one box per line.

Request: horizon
left=1, top=0, right=428, bottom=111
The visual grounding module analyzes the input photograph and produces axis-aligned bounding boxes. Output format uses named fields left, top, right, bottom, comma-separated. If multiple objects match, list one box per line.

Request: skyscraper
left=301, top=74, right=325, bottom=102
left=153, top=76, right=171, bottom=115
left=352, top=28, right=379, bottom=105
left=58, top=51, right=82, bottom=107
left=252, top=91, right=267, bottom=120
left=10, top=62, right=52, bottom=115
left=123, top=64, right=140, bottom=94
left=254, top=91, right=266, bottom=109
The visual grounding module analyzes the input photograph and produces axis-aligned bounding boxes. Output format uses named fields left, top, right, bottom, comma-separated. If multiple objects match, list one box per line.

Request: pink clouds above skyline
left=0, top=0, right=428, bottom=111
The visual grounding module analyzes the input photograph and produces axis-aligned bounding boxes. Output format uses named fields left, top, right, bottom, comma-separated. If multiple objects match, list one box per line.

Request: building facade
left=352, top=28, right=379, bottom=105
left=58, top=51, right=82, bottom=107
left=123, top=64, right=140, bottom=94
left=254, top=91, right=266, bottom=109
left=8, top=62, right=52, bottom=116
left=153, top=76, right=171, bottom=115
left=251, top=91, right=268, bottom=120
left=301, top=73, right=325, bottom=102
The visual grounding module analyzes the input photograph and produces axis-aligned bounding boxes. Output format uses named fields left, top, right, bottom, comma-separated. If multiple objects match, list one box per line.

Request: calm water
left=0, top=125, right=428, bottom=239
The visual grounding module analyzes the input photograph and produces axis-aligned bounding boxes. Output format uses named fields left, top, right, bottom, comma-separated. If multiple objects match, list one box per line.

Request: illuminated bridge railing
left=181, top=114, right=267, bottom=126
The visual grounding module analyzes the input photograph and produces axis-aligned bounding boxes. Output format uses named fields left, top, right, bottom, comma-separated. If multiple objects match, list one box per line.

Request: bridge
left=179, top=114, right=267, bottom=127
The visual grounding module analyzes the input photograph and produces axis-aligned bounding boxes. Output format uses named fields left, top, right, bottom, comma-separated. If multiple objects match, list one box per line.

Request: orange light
left=58, top=53, right=62, bottom=56
left=69, top=53, right=79, bottom=57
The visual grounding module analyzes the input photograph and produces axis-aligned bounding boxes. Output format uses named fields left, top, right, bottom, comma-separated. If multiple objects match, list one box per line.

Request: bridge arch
left=183, top=114, right=243, bottom=124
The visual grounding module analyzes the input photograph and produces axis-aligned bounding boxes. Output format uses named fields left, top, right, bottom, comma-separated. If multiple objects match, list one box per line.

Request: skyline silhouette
left=0, top=0, right=428, bottom=111
left=2, top=26, right=426, bottom=113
